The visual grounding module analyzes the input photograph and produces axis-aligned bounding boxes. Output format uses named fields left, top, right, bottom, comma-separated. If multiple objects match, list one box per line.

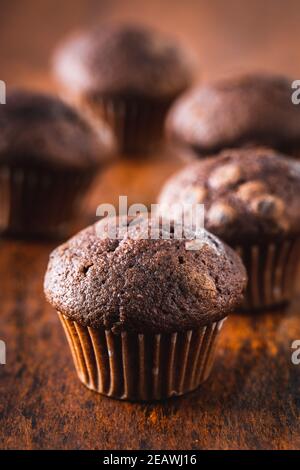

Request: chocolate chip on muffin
left=158, top=148, right=300, bottom=310
left=250, top=194, right=284, bottom=218
left=208, top=163, right=242, bottom=189
left=44, top=216, right=246, bottom=400
left=207, top=202, right=237, bottom=227
left=53, top=23, right=194, bottom=155
left=236, top=180, right=267, bottom=200
left=167, top=73, right=300, bottom=159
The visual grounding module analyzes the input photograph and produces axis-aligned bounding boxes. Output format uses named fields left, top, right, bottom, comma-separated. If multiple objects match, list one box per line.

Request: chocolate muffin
left=158, top=148, right=300, bottom=310
left=53, top=23, right=194, bottom=155
left=167, top=73, right=300, bottom=159
left=0, top=89, right=114, bottom=237
left=44, top=216, right=246, bottom=401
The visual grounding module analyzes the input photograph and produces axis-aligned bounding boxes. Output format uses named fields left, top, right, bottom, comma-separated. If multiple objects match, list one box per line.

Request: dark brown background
left=1, top=0, right=300, bottom=450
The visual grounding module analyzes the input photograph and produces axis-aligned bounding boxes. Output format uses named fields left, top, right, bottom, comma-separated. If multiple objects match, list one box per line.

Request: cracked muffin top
left=53, top=24, right=194, bottom=99
left=44, top=216, right=246, bottom=333
left=167, top=74, right=300, bottom=157
left=158, top=148, right=300, bottom=244
left=0, top=89, right=114, bottom=169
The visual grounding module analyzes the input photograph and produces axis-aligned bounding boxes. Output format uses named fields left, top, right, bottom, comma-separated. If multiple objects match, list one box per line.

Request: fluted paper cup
left=83, top=95, right=173, bottom=156
left=58, top=313, right=227, bottom=401
left=234, top=237, right=300, bottom=311
left=0, top=165, right=94, bottom=237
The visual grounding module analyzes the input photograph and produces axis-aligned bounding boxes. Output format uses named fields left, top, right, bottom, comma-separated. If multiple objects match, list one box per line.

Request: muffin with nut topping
left=158, top=148, right=300, bottom=310
left=167, top=73, right=300, bottom=160
left=44, top=215, right=246, bottom=401
left=53, top=23, right=194, bottom=156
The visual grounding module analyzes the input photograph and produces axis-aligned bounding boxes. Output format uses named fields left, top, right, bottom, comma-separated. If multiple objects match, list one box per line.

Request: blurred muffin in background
left=158, top=148, right=300, bottom=311
left=0, top=89, right=115, bottom=238
left=167, top=73, right=300, bottom=160
left=53, top=23, right=194, bottom=156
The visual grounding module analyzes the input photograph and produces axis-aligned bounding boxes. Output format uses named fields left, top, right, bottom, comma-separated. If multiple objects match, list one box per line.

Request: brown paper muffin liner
left=234, top=237, right=300, bottom=311
left=84, top=95, right=173, bottom=156
left=0, top=165, right=94, bottom=237
left=58, top=313, right=227, bottom=401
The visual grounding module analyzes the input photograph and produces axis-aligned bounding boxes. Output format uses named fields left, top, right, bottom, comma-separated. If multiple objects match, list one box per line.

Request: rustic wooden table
left=1, top=0, right=300, bottom=451
left=0, top=156, right=300, bottom=450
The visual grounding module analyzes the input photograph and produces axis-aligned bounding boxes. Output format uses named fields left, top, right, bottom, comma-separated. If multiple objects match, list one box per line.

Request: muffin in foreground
left=44, top=216, right=246, bottom=401
left=167, top=73, right=300, bottom=160
left=158, top=148, right=300, bottom=311
left=53, top=23, right=194, bottom=155
left=0, top=89, right=114, bottom=237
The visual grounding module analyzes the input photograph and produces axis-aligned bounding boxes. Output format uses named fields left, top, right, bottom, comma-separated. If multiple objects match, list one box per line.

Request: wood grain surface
left=1, top=0, right=300, bottom=451
left=1, top=236, right=300, bottom=450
